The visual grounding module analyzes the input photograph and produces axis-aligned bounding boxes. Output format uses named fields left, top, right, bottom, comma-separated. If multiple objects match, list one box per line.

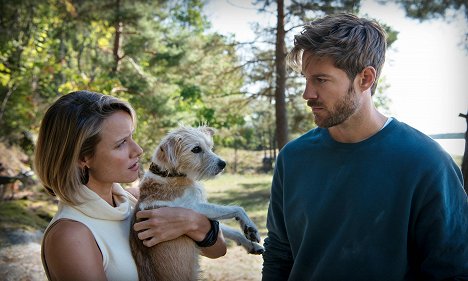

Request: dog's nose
left=218, top=160, right=226, bottom=170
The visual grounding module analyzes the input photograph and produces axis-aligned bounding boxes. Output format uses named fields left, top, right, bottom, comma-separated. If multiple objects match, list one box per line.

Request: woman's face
left=84, top=110, right=143, bottom=190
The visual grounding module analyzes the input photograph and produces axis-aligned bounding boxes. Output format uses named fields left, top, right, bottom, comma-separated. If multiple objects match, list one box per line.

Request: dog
left=130, top=125, right=264, bottom=281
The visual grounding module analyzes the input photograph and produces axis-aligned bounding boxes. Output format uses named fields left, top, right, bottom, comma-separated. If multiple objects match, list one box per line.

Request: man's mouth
left=307, top=100, right=324, bottom=113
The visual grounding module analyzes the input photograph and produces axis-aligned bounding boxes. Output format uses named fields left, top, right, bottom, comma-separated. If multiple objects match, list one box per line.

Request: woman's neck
left=86, top=180, right=115, bottom=207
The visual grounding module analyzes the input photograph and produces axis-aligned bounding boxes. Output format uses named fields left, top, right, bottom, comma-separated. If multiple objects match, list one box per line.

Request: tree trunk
left=459, top=112, right=468, bottom=193
left=274, top=0, right=289, bottom=150
left=112, top=0, right=123, bottom=73
left=0, top=85, right=16, bottom=126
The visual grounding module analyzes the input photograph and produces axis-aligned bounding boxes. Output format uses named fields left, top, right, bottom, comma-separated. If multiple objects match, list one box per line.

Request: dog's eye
left=191, top=146, right=202, bottom=153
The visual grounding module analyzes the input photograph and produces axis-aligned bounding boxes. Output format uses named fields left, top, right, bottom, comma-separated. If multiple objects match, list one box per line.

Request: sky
left=204, top=0, right=468, bottom=155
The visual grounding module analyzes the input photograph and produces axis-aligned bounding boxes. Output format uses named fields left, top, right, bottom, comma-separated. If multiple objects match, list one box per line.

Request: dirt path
left=0, top=229, right=262, bottom=281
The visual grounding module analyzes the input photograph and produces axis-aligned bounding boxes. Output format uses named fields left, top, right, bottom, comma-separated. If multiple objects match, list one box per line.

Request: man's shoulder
left=389, top=120, right=445, bottom=152
left=386, top=119, right=455, bottom=168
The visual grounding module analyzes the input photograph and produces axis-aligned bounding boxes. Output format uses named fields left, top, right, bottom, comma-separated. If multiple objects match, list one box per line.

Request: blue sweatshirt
left=262, top=119, right=468, bottom=281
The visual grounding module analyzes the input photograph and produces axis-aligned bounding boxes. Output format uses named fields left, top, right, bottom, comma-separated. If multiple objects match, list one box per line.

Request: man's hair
left=288, top=13, right=387, bottom=95
left=34, top=90, right=136, bottom=205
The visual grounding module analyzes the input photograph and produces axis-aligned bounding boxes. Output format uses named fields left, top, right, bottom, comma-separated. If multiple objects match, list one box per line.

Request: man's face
left=301, top=51, right=360, bottom=128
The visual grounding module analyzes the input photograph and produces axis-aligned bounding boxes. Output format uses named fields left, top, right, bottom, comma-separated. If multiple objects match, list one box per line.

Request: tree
left=0, top=0, right=246, bottom=160
left=248, top=0, right=396, bottom=151
left=459, top=112, right=468, bottom=192
left=395, top=0, right=467, bottom=21
left=274, top=0, right=288, bottom=150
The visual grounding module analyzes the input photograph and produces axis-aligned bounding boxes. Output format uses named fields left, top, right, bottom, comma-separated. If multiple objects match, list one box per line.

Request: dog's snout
left=218, top=160, right=226, bottom=170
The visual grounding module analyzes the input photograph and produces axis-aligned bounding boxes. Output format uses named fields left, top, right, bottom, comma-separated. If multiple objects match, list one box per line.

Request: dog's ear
left=155, top=137, right=178, bottom=168
left=200, top=126, right=215, bottom=137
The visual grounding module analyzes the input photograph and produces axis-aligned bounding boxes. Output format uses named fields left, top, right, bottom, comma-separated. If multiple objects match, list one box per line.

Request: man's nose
left=303, top=83, right=317, bottom=100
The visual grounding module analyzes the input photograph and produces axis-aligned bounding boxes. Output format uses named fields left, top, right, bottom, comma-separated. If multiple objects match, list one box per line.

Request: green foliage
left=0, top=0, right=404, bottom=160
left=0, top=0, right=246, bottom=156
left=0, top=199, right=53, bottom=232
left=241, top=0, right=397, bottom=148
left=393, top=0, right=467, bottom=20
left=393, top=0, right=467, bottom=50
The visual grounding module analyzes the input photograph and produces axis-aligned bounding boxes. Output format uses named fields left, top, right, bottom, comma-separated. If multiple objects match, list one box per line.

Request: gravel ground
left=0, top=229, right=47, bottom=281
left=0, top=229, right=262, bottom=281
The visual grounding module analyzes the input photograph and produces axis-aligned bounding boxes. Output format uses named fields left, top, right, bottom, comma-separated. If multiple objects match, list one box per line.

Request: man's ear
left=358, top=66, right=376, bottom=93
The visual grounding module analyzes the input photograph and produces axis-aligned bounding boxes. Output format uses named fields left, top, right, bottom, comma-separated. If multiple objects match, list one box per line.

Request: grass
left=0, top=189, right=56, bottom=233
left=200, top=173, right=272, bottom=281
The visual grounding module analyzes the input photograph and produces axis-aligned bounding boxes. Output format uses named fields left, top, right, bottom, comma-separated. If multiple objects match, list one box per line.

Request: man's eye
left=191, top=146, right=202, bottom=153
left=317, top=78, right=326, bottom=83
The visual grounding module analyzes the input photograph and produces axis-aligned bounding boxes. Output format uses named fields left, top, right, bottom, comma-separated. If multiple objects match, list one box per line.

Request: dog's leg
left=192, top=203, right=261, bottom=243
left=220, top=223, right=264, bottom=255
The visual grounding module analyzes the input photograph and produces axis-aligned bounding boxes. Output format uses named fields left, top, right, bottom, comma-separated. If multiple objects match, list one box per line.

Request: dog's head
left=151, top=125, right=226, bottom=180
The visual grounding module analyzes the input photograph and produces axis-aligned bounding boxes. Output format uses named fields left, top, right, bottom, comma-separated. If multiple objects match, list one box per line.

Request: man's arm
left=412, top=161, right=468, bottom=279
left=262, top=165, right=294, bottom=281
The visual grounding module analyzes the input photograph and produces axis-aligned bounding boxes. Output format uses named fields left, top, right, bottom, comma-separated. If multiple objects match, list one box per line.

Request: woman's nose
left=132, top=141, right=143, bottom=158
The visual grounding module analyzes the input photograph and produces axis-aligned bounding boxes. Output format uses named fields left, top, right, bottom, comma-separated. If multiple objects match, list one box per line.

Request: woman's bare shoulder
left=43, top=220, right=107, bottom=281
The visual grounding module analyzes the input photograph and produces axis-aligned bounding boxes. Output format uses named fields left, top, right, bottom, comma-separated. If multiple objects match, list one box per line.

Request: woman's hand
left=133, top=207, right=226, bottom=258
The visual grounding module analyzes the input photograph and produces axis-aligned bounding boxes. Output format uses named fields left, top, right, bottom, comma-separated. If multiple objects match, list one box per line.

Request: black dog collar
left=149, top=162, right=186, bottom=178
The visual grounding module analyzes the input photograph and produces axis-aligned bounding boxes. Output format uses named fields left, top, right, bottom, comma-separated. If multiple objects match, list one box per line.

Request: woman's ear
left=79, top=155, right=91, bottom=169
left=358, top=66, right=376, bottom=93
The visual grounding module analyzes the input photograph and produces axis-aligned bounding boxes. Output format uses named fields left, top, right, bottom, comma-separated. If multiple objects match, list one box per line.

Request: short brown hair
left=34, top=90, right=136, bottom=205
left=288, top=13, right=387, bottom=95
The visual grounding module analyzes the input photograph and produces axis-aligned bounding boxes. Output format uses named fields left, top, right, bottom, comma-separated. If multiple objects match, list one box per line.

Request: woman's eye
left=191, top=146, right=202, bottom=153
left=116, top=140, right=127, bottom=149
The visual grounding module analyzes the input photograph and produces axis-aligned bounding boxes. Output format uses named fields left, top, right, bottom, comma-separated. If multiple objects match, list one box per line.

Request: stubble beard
left=312, top=85, right=359, bottom=128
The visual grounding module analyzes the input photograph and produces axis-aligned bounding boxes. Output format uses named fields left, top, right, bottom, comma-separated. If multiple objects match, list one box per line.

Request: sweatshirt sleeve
left=411, top=159, right=468, bottom=280
left=262, top=157, right=294, bottom=281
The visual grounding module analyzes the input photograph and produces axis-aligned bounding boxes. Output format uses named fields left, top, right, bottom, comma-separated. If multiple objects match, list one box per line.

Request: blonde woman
left=35, top=90, right=226, bottom=281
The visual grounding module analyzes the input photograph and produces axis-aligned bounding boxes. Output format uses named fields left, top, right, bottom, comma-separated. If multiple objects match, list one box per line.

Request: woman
left=35, top=90, right=226, bottom=281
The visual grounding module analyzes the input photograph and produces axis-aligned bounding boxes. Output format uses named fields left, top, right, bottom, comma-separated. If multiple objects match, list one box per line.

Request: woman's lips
left=129, top=162, right=139, bottom=171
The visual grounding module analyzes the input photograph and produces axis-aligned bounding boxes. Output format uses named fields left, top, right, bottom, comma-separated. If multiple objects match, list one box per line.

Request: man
left=262, top=13, right=468, bottom=281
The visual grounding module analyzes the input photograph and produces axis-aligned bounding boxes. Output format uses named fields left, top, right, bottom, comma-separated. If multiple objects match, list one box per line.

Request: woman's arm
left=43, top=220, right=107, bottom=281
left=133, top=207, right=227, bottom=258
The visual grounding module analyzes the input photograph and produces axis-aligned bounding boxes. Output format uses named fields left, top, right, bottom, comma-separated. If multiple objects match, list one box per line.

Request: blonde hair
left=34, top=90, right=136, bottom=205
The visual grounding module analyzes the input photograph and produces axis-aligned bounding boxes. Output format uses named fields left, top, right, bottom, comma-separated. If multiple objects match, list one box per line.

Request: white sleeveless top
left=42, top=184, right=139, bottom=281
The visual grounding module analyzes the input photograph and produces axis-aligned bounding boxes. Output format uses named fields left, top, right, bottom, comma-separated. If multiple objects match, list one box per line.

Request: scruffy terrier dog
left=130, top=125, right=264, bottom=281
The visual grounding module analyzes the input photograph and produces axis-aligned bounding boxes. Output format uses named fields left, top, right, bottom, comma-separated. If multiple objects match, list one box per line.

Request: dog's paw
left=247, top=242, right=265, bottom=255
left=243, top=225, right=261, bottom=243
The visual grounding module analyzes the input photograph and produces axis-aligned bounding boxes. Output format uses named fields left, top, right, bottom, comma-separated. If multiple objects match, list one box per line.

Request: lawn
left=200, top=173, right=272, bottom=281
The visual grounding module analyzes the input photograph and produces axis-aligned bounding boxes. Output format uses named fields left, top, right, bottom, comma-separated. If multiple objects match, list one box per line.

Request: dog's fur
left=130, top=125, right=264, bottom=281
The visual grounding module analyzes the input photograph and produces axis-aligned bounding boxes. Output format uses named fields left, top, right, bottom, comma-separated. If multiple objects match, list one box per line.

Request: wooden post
left=459, top=112, right=468, bottom=193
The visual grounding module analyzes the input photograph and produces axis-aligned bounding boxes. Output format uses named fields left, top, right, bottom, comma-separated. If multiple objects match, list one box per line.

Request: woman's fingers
left=137, top=229, right=153, bottom=240
left=133, top=207, right=194, bottom=246
left=142, top=237, right=158, bottom=247
left=135, top=209, right=154, bottom=220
